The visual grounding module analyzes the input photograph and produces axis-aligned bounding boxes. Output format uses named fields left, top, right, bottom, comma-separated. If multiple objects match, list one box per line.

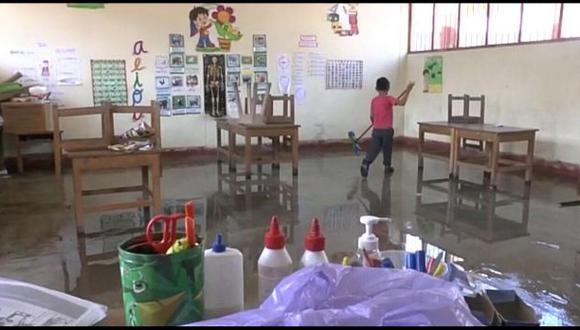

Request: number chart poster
left=423, top=56, right=443, bottom=93
left=90, top=59, right=128, bottom=106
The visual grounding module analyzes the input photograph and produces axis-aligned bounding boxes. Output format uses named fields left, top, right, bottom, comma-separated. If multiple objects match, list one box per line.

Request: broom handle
left=356, top=124, right=373, bottom=142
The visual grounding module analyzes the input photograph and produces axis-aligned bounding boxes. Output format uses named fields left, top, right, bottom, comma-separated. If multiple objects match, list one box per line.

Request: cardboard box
left=486, top=290, right=539, bottom=326
left=464, top=293, right=502, bottom=326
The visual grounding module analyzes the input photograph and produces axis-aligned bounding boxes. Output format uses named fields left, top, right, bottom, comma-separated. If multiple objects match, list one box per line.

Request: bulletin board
left=90, top=59, right=128, bottom=106
left=325, top=59, right=363, bottom=89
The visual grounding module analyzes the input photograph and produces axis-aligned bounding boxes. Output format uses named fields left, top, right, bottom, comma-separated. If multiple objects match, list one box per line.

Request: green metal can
left=118, top=234, right=204, bottom=326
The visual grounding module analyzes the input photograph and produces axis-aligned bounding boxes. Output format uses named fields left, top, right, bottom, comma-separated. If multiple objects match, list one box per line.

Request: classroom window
left=561, top=3, right=580, bottom=38
left=458, top=3, right=487, bottom=48
left=410, top=3, right=434, bottom=52
left=487, top=3, right=520, bottom=45
left=433, top=3, right=459, bottom=50
left=408, top=3, right=580, bottom=53
left=520, top=3, right=561, bottom=42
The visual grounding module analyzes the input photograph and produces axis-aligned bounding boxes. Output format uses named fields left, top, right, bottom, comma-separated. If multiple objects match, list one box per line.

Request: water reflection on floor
left=1, top=150, right=579, bottom=325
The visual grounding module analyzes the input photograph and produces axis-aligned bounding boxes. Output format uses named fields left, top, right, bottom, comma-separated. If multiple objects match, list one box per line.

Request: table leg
left=418, top=127, right=425, bottom=169
left=257, top=137, right=263, bottom=173
left=525, top=136, right=535, bottom=182
left=450, top=129, right=458, bottom=178
left=151, top=158, right=162, bottom=216
left=272, top=136, right=280, bottom=169
left=216, top=125, right=222, bottom=164
left=292, top=130, right=299, bottom=176
left=483, top=141, right=492, bottom=182
left=142, top=166, right=150, bottom=220
left=54, top=131, right=63, bottom=182
left=15, top=135, right=23, bottom=173
left=72, top=160, right=84, bottom=234
left=490, top=140, right=500, bottom=188
left=228, top=131, right=236, bottom=172
left=244, top=135, right=252, bottom=179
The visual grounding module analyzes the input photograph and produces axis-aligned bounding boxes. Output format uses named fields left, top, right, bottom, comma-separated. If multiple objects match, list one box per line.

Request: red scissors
left=145, top=201, right=197, bottom=254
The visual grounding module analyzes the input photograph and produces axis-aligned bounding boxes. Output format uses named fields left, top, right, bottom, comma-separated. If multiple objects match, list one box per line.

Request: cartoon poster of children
left=190, top=6, right=219, bottom=52
left=423, top=56, right=443, bottom=93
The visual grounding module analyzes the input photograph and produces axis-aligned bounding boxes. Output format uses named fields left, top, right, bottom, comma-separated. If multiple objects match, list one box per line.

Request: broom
left=348, top=124, right=372, bottom=155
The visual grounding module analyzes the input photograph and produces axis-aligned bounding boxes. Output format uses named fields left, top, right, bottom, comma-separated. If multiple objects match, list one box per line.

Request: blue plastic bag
left=188, top=264, right=482, bottom=326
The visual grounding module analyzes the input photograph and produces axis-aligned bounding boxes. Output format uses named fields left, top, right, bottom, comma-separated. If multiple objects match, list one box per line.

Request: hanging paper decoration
left=211, top=5, right=243, bottom=51
left=327, top=3, right=358, bottom=36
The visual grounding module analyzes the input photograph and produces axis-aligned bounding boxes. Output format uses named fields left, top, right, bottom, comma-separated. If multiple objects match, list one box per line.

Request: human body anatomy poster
left=90, top=59, right=128, bottom=106
left=325, top=59, right=363, bottom=89
left=203, top=54, right=226, bottom=117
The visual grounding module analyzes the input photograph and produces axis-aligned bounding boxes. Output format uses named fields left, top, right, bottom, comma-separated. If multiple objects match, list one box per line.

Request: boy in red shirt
left=361, top=77, right=415, bottom=178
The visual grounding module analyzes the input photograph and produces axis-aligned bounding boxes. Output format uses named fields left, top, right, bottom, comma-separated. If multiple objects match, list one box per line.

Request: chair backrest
left=111, top=101, right=161, bottom=149
left=53, top=101, right=161, bottom=152
left=53, top=103, right=113, bottom=152
left=448, top=94, right=485, bottom=124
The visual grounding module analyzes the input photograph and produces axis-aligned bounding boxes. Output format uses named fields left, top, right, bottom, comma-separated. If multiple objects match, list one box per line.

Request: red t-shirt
left=370, top=94, right=397, bottom=129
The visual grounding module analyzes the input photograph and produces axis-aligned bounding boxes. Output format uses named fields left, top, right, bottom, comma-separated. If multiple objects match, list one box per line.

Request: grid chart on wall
left=325, top=60, right=363, bottom=90
left=90, top=59, right=129, bottom=106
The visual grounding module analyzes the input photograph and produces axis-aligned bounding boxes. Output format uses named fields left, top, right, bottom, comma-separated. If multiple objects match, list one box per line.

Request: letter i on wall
left=131, top=40, right=148, bottom=120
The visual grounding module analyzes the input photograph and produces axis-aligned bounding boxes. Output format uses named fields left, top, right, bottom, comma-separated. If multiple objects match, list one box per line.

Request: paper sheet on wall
left=292, top=52, right=306, bottom=105
left=8, top=49, right=39, bottom=86
left=55, top=48, right=82, bottom=86
left=277, top=54, right=291, bottom=94
left=307, top=52, right=326, bottom=78
left=325, top=59, right=363, bottom=89
left=155, top=56, right=170, bottom=75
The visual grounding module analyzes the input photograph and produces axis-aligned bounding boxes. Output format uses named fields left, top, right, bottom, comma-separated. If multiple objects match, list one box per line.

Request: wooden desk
left=216, top=119, right=300, bottom=179
left=418, top=121, right=538, bottom=186
left=1, top=102, right=56, bottom=173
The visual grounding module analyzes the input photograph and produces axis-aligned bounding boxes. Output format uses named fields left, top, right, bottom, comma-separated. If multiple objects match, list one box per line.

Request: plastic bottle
left=300, top=218, right=329, bottom=267
left=204, top=233, right=244, bottom=319
left=355, top=216, right=391, bottom=267
left=258, top=216, right=293, bottom=302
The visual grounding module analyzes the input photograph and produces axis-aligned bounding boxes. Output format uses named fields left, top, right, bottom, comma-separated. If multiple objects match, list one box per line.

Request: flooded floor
left=1, top=149, right=580, bottom=326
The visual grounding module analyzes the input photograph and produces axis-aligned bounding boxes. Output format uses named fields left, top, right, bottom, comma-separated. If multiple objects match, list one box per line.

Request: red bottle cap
left=264, top=216, right=286, bottom=249
left=304, top=218, right=325, bottom=252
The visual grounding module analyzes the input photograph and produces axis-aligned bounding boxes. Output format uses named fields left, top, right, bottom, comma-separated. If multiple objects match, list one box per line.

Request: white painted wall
left=0, top=3, right=409, bottom=155
left=404, top=42, right=580, bottom=164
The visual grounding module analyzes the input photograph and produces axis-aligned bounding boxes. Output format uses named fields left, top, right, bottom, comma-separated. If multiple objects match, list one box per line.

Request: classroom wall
left=403, top=41, right=580, bottom=165
left=0, top=3, right=409, bottom=156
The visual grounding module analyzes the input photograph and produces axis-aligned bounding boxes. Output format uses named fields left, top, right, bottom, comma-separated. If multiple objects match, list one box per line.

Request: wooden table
left=216, top=119, right=300, bottom=179
left=418, top=121, right=538, bottom=187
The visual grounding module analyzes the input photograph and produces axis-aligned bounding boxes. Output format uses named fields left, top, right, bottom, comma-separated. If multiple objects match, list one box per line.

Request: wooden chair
left=53, top=101, right=162, bottom=234
left=448, top=94, right=485, bottom=151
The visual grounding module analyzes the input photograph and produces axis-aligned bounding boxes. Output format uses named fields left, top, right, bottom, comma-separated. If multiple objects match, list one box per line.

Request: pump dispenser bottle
left=355, top=216, right=391, bottom=267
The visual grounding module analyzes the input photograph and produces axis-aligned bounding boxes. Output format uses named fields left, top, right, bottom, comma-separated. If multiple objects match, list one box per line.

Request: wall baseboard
left=4, top=136, right=579, bottom=183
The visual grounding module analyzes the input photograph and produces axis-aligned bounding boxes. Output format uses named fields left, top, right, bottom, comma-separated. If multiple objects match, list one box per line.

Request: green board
left=67, top=3, right=104, bottom=9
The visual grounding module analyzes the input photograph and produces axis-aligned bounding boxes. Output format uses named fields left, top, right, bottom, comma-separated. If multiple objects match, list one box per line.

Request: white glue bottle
left=258, top=216, right=293, bottom=302
left=356, top=216, right=391, bottom=267
left=204, top=233, right=244, bottom=319
left=300, top=218, right=329, bottom=267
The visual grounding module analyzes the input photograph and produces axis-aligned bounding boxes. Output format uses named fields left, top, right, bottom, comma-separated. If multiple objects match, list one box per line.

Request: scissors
left=145, top=201, right=197, bottom=254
